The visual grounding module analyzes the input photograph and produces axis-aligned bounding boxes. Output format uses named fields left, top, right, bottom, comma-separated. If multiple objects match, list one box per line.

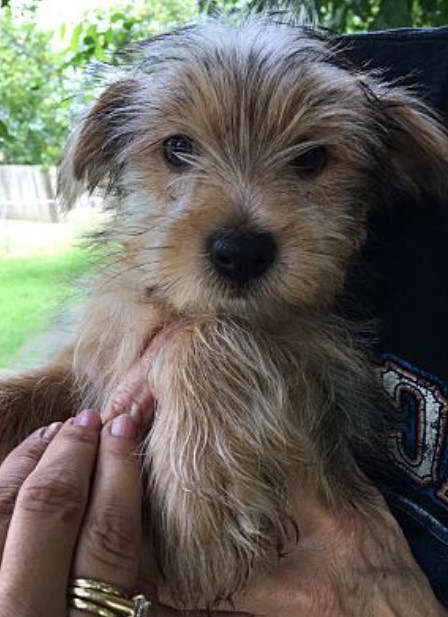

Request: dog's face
left=60, top=16, right=448, bottom=322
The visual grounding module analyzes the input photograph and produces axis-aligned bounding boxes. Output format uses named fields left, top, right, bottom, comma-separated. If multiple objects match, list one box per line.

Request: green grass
left=0, top=248, right=92, bottom=368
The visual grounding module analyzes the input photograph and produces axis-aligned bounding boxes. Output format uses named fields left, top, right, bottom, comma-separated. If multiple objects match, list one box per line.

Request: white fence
left=0, top=165, right=100, bottom=223
left=0, top=165, right=59, bottom=222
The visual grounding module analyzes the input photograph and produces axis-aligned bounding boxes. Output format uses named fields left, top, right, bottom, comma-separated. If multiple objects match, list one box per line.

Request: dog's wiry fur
left=2, top=11, right=448, bottom=608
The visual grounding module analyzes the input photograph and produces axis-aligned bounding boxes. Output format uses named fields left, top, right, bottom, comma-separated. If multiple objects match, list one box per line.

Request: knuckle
left=103, top=435, right=138, bottom=460
left=62, top=422, right=99, bottom=445
left=14, top=435, right=48, bottom=465
left=108, top=390, right=137, bottom=416
left=18, top=469, right=85, bottom=521
left=0, top=479, right=22, bottom=519
left=0, top=442, right=51, bottom=520
left=83, top=504, right=139, bottom=571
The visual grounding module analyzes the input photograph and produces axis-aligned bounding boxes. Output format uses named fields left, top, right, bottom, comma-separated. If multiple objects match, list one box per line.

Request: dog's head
left=59, top=13, right=448, bottom=321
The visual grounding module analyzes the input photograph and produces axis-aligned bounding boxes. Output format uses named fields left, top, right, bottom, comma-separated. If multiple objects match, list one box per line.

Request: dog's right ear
left=58, top=79, right=138, bottom=208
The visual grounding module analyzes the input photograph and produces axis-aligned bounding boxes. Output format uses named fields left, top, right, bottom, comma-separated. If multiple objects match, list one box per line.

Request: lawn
left=0, top=248, right=92, bottom=368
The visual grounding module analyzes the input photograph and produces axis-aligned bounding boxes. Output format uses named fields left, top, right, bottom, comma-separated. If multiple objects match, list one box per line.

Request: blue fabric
left=337, top=29, right=448, bottom=606
left=378, top=355, right=448, bottom=604
left=339, top=27, right=448, bottom=114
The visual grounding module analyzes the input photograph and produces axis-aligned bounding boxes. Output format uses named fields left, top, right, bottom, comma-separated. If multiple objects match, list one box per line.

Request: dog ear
left=377, top=89, right=448, bottom=201
left=58, top=79, right=138, bottom=208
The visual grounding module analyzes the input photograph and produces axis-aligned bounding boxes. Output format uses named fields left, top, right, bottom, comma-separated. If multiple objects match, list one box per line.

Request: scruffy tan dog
left=2, top=11, right=448, bottom=609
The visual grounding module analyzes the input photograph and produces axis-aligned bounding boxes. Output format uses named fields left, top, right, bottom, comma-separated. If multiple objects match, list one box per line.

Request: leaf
left=327, top=5, right=350, bottom=32
left=94, top=37, right=106, bottom=61
left=86, top=24, right=98, bottom=39
left=111, top=11, right=125, bottom=23
left=198, top=0, right=218, bottom=15
left=0, top=120, right=14, bottom=142
left=105, top=28, right=114, bottom=44
left=70, top=23, right=82, bottom=51
left=350, top=0, right=372, bottom=19
left=420, top=0, right=435, bottom=14
left=371, top=0, right=412, bottom=30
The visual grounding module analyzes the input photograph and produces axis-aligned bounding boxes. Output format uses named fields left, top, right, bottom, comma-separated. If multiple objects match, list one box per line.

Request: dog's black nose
left=208, top=230, right=277, bottom=283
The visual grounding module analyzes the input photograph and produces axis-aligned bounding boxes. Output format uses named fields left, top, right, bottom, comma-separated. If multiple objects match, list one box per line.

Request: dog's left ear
left=377, top=88, right=448, bottom=201
left=58, top=79, right=139, bottom=208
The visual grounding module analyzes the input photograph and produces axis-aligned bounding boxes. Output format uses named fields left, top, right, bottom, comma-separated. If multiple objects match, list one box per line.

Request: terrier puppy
left=1, top=11, right=448, bottom=608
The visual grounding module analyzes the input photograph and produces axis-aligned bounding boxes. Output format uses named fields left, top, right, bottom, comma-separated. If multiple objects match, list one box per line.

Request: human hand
left=212, top=485, right=448, bottom=617
left=0, top=407, right=250, bottom=617
left=0, top=410, right=145, bottom=617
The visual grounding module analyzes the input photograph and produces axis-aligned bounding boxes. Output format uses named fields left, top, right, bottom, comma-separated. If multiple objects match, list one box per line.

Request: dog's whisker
left=141, top=246, right=175, bottom=251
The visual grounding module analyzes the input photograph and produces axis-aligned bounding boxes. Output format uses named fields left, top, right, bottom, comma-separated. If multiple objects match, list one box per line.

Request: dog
left=1, top=10, right=448, bottom=609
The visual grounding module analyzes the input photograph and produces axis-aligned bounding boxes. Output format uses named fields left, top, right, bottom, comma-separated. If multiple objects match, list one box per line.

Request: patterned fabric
left=380, top=356, right=448, bottom=604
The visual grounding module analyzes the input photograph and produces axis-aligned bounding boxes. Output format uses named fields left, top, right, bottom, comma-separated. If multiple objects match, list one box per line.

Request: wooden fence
left=0, top=165, right=100, bottom=223
left=0, top=165, right=59, bottom=222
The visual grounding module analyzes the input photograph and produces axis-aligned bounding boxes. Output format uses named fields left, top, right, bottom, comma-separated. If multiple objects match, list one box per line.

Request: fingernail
left=110, top=414, right=137, bottom=439
left=72, top=409, right=102, bottom=430
left=41, top=422, right=63, bottom=440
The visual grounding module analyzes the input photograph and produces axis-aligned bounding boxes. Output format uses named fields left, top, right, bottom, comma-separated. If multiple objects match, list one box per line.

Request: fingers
left=71, top=413, right=143, bottom=592
left=0, top=411, right=101, bottom=616
left=0, top=422, right=62, bottom=561
left=102, top=348, right=154, bottom=426
left=101, top=325, right=187, bottom=427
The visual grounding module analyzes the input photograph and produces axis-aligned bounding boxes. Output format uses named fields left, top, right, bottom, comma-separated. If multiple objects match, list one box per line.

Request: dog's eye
left=163, top=135, right=194, bottom=169
left=290, top=146, right=327, bottom=177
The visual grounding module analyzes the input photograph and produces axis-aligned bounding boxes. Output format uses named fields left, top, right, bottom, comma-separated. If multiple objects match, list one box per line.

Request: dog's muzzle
left=208, top=229, right=277, bottom=285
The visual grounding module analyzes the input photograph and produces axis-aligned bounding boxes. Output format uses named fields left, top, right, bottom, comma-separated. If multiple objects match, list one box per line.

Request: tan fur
left=2, top=12, right=448, bottom=609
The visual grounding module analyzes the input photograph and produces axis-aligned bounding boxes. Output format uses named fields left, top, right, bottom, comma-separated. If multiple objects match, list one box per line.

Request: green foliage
left=0, top=7, right=73, bottom=165
left=202, top=0, right=448, bottom=31
left=0, top=1, right=197, bottom=165
left=64, top=0, right=197, bottom=68
left=317, top=0, right=448, bottom=30
left=0, top=120, right=14, bottom=143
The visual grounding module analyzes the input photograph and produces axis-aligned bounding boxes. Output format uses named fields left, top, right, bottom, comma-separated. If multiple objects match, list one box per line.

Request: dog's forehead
left=135, top=21, right=365, bottom=142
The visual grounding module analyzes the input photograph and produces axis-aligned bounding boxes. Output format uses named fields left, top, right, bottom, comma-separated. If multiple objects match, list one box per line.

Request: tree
left=0, top=7, right=73, bottom=165
left=64, top=0, right=197, bottom=68
left=0, top=1, right=197, bottom=165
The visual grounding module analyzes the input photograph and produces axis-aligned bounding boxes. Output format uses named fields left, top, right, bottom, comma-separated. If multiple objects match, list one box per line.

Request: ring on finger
left=68, top=578, right=152, bottom=616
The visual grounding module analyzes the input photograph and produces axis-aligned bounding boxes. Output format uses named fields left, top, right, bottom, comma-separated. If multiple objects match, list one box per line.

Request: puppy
left=1, top=11, right=448, bottom=609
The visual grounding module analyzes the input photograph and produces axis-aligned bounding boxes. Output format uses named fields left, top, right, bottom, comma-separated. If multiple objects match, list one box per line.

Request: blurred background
left=1, top=0, right=447, bottom=369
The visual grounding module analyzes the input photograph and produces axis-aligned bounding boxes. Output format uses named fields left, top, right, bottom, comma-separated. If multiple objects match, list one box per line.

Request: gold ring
left=68, top=578, right=151, bottom=616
